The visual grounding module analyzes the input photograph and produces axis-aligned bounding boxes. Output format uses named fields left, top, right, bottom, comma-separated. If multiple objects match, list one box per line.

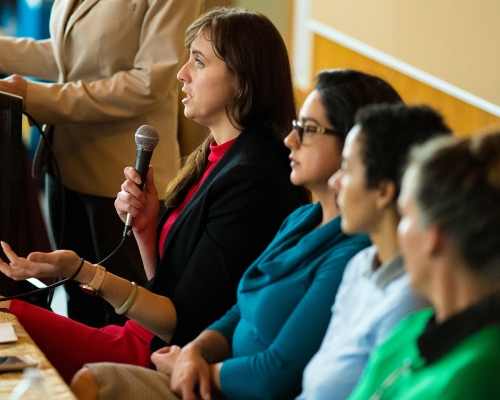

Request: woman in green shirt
left=348, top=130, right=500, bottom=399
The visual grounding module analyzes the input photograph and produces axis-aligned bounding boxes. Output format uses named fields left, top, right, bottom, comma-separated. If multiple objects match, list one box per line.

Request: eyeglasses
left=291, top=120, right=344, bottom=144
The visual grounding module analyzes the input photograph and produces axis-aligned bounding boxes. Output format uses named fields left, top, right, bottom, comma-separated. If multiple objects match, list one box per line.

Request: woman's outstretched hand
left=0, top=242, right=82, bottom=280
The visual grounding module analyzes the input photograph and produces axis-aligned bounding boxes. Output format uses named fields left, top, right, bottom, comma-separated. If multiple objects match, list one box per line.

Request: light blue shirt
left=297, top=245, right=428, bottom=400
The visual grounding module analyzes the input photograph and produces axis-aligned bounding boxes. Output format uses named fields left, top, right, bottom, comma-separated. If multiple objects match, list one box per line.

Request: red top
left=158, top=137, right=237, bottom=256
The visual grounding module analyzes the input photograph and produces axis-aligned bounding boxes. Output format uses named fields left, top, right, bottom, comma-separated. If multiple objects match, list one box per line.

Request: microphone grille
left=135, top=125, right=160, bottom=151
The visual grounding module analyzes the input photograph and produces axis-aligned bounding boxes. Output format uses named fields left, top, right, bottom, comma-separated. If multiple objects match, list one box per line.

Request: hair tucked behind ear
left=184, top=7, right=296, bottom=143
left=165, top=7, right=311, bottom=208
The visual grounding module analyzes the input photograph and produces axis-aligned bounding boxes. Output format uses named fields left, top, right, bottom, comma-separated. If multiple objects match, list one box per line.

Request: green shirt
left=348, top=308, right=500, bottom=399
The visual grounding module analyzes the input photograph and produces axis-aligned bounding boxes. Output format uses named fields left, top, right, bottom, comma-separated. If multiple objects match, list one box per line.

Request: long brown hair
left=165, top=7, right=300, bottom=208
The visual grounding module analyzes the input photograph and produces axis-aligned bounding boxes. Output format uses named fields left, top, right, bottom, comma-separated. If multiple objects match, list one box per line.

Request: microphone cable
left=4, top=112, right=126, bottom=304
left=21, top=110, right=66, bottom=307
left=3, top=120, right=157, bottom=304
left=23, top=110, right=65, bottom=251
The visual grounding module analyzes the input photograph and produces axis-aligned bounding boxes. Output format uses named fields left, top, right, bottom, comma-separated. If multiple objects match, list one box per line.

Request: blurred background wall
left=2, top=0, right=498, bottom=155
left=188, top=0, right=500, bottom=147
left=292, top=0, right=500, bottom=137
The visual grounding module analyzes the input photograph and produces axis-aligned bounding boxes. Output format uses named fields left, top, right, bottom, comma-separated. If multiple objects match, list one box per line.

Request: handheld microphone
left=124, top=125, right=160, bottom=235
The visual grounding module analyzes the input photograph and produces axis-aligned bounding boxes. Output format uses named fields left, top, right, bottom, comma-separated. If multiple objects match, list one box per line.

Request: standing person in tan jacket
left=0, top=0, right=204, bottom=327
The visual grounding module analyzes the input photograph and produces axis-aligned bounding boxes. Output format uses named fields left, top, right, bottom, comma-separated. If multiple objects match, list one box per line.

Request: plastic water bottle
left=9, top=368, right=52, bottom=400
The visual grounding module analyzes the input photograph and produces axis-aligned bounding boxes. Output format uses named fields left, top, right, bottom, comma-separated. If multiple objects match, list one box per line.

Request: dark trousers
left=44, top=173, right=147, bottom=327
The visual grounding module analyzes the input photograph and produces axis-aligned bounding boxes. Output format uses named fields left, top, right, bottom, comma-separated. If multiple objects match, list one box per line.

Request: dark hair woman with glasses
left=290, top=68, right=401, bottom=146
left=67, top=68, right=402, bottom=400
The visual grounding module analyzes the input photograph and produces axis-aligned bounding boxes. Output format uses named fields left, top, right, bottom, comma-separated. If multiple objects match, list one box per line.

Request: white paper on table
left=0, top=322, right=18, bottom=343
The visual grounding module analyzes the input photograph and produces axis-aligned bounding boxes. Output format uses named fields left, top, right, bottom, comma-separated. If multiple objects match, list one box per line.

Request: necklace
left=369, top=358, right=413, bottom=400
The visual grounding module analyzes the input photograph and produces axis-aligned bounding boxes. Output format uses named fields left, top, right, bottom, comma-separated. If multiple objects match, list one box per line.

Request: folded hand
left=151, top=345, right=182, bottom=376
left=169, top=343, right=212, bottom=400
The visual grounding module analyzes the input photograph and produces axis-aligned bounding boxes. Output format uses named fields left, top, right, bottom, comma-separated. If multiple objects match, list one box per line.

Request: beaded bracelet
left=115, top=282, right=138, bottom=315
left=69, top=258, right=85, bottom=281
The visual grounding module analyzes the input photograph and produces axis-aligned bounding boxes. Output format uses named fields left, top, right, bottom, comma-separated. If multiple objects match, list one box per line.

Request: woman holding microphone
left=0, top=7, right=305, bottom=383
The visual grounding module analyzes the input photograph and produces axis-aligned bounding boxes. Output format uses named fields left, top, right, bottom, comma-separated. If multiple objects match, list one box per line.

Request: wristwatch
left=79, top=264, right=106, bottom=296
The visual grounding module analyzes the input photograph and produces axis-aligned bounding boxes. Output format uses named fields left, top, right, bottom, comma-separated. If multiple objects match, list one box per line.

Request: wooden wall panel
left=303, top=34, right=500, bottom=138
left=309, top=0, right=500, bottom=108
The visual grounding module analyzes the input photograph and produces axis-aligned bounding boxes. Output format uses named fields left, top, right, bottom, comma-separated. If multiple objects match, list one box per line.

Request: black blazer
left=146, top=127, right=302, bottom=351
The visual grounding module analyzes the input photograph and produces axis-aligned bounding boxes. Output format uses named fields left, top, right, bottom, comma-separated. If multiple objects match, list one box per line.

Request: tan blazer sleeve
left=0, top=38, right=59, bottom=81
left=25, top=0, right=204, bottom=125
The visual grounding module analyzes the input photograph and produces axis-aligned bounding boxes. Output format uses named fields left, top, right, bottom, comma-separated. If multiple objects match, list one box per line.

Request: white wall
left=235, top=0, right=292, bottom=47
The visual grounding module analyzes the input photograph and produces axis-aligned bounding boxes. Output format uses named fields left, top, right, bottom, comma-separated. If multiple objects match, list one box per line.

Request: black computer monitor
left=0, top=90, right=23, bottom=294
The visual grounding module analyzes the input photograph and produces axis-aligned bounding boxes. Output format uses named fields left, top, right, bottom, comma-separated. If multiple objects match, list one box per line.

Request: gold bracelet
left=115, top=282, right=138, bottom=315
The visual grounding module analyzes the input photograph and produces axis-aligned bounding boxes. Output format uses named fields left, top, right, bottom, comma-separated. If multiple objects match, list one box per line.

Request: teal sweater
left=207, top=203, right=371, bottom=399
